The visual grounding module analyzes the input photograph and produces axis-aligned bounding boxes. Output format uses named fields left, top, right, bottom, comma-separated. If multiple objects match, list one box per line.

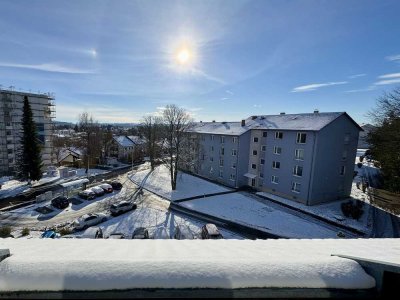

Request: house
left=186, top=111, right=362, bottom=205
left=109, top=135, right=145, bottom=162
left=57, top=147, right=83, bottom=167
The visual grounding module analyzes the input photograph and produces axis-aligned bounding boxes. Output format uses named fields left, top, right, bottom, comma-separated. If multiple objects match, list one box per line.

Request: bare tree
left=161, top=105, right=193, bottom=190
left=139, top=115, right=163, bottom=170
left=78, top=112, right=103, bottom=173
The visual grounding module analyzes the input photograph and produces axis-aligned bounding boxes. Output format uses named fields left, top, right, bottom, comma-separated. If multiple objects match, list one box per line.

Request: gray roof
left=189, top=112, right=361, bottom=135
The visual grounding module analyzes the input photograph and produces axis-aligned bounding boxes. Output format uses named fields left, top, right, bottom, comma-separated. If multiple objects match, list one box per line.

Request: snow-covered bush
left=21, top=228, right=30, bottom=236
left=0, top=226, right=12, bottom=238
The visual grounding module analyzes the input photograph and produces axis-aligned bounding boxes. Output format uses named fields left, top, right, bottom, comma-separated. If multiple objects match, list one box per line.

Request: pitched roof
left=188, top=122, right=248, bottom=136
left=127, top=136, right=146, bottom=145
left=113, top=136, right=135, bottom=147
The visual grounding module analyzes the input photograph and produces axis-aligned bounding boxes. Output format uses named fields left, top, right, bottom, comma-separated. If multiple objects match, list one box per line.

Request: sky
left=0, top=0, right=400, bottom=124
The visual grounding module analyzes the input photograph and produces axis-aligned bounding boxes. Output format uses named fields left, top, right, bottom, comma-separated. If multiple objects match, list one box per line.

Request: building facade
left=185, top=112, right=361, bottom=205
left=0, top=89, right=55, bottom=176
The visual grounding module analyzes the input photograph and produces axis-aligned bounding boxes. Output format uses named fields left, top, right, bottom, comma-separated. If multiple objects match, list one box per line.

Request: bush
left=57, top=227, right=72, bottom=236
left=21, top=227, right=30, bottom=236
left=341, top=200, right=364, bottom=220
left=0, top=226, right=12, bottom=238
left=359, top=155, right=364, bottom=162
left=357, top=162, right=363, bottom=168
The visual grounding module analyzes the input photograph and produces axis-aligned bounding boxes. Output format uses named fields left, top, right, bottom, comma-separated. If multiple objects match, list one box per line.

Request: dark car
left=78, top=190, right=96, bottom=200
left=107, top=233, right=125, bottom=239
left=132, top=227, right=149, bottom=239
left=110, top=181, right=123, bottom=190
left=51, top=196, right=69, bottom=209
left=201, top=224, right=223, bottom=240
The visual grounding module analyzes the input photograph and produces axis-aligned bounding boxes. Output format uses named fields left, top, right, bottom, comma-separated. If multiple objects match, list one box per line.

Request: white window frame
left=260, top=158, right=265, bottom=165
left=273, top=146, right=282, bottom=155
left=271, top=175, right=279, bottom=184
left=292, top=182, right=301, bottom=193
left=251, top=164, right=257, bottom=170
left=232, top=137, right=238, bottom=143
left=275, top=131, right=283, bottom=139
left=220, top=136, right=225, bottom=143
left=296, top=132, right=307, bottom=144
left=219, top=169, right=223, bottom=178
left=220, top=147, right=225, bottom=155
left=230, top=174, right=236, bottom=181
left=252, top=150, right=258, bottom=156
left=293, top=165, right=303, bottom=177
left=211, top=135, right=214, bottom=141
left=231, top=149, right=237, bottom=156
left=219, top=159, right=224, bottom=167
left=259, top=172, right=264, bottom=178
left=295, top=149, right=304, bottom=161
left=342, top=150, right=347, bottom=160
left=232, top=162, right=236, bottom=169
left=253, top=137, right=259, bottom=143
left=261, top=145, right=266, bottom=152
left=272, top=161, right=280, bottom=169
left=262, top=131, right=267, bottom=138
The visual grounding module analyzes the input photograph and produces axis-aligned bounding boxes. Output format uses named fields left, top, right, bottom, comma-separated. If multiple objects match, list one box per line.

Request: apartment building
left=186, top=112, right=362, bottom=205
left=0, top=88, right=55, bottom=176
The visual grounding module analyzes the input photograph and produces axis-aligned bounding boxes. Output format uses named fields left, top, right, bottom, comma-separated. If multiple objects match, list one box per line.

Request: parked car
left=81, top=226, right=103, bottom=239
left=174, top=224, right=194, bottom=240
left=99, top=183, right=113, bottom=193
left=201, top=224, right=223, bottom=239
left=73, top=213, right=107, bottom=230
left=41, top=230, right=60, bottom=239
left=132, top=227, right=149, bottom=239
left=90, top=186, right=105, bottom=197
left=51, top=196, right=69, bottom=209
left=153, top=226, right=169, bottom=239
left=110, top=201, right=137, bottom=216
left=107, top=233, right=125, bottom=239
left=110, top=180, right=123, bottom=190
left=78, top=189, right=96, bottom=200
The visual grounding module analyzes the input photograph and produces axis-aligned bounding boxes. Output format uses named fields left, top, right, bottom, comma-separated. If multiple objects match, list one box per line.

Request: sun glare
left=176, top=48, right=192, bottom=65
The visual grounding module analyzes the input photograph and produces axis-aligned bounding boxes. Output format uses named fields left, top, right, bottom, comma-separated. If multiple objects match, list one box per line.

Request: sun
left=175, top=48, right=192, bottom=65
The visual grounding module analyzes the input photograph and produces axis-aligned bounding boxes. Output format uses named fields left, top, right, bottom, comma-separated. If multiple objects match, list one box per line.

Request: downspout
left=306, top=131, right=317, bottom=206
left=235, top=135, right=239, bottom=188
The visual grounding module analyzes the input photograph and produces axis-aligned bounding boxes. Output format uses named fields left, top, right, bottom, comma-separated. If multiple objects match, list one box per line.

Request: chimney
left=241, top=119, right=245, bottom=127
left=212, top=120, right=215, bottom=123
left=251, top=115, right=257, bottom=120
left=280, top=112, right=285, bottom=115
left=200, top=120, right=202, bottom=123
left=314, top=109, right=319, bottom=114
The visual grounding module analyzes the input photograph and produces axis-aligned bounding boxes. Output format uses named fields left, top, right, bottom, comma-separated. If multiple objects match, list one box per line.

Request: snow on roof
left=60, top=178, right=89, bottom=188
left=188, top=122, right=248, bottom=136
left=57, top=147, right=83, bottom=162
left=245, top=112, right=346, bottom=131
left=2, top=238, right=398, bottom=291
left=113, top=136, right=135, bottom=147
left=127, top=136, right=146, bottom=145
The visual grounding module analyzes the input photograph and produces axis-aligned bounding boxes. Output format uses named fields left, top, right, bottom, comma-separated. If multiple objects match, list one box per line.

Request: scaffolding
left=0, top=86, right=55, bottom=176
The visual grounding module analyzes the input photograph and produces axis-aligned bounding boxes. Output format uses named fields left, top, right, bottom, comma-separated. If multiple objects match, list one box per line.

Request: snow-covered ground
left=180, top=192, right=349, bottom=238
left=129, top=165, right=232, bottom=201
left=3, top=238, right=395, bottom=291
left=257, top=191, right=370, bottom=234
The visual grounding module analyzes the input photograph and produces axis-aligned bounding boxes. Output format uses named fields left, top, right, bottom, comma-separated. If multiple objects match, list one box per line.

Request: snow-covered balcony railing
left=1, top=239, right=399, bottom=298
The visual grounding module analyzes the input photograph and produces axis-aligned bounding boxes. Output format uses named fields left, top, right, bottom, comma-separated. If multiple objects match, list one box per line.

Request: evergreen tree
left=367, top=87, right=400, bottom=193
left=17, top=96, right=43, bottom=181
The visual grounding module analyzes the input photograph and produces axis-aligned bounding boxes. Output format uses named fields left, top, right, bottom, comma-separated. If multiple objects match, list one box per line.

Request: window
left=232, top=137, right=237, bottom=143
left=261, top=145, right=266, bottom=152
left=252, top=150, right=258, bottom=156
left=210, top=157, right=214, bottom=162
left=251, top=178, right=256, bottom=187
left=292, top=182, right=301, bottom=193
left=219, top=169, right=223, bottom=178
left=219, top=159, right=224, bottom=167
left=201, top=135, right=205, bottom=141
left=275, top=131, right=283, bottom=139
left=230, top=174, right=236, bottom=181
left=210, top=167, right=214, bottom=174
left=6, top=131, right=11, bottom=136
left=220, top=147, right=225, bottom=155
left=253, top=137, right=259, bottom=143
left=220, top=136, right=225, bottom=143
left=232, top=162, right=236, bottom=169
left=295, top=149, right=304, bottom=160
left=7, top=149, right=13, bottom=154
left=293, top=165, right=303, bottom=177
left=260, top=159, right=265, bottom=165
left=259, top=172, right=264, bottom=178
left=8, top=158, right=13, bottom=163
left=201, top=154, right=205, bottom=161
left=210, top=146, right=214, bottom=152
left=251, top=164, right=257, bottom=169
left=272, top=161, right=280, bottom=169
left=342, top=150, right=347, bottom=160
left=273, top=146, right=282, bottom=155
left=262, top=131, right=267, bottom=137
left=271, top=175, right=279, bottom=184
left=344, top=133, right=350, bottom=144
left=296, top=132, right=307, bottom=144
left=340, top=166, right=346, bottom=176
left=211, top=135, right=214, bottom=141
left=231, top=149, right=237, bottom=156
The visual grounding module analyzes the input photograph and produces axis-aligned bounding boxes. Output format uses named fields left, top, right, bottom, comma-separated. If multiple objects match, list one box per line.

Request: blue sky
left=1, top=0, right=400, bottom=124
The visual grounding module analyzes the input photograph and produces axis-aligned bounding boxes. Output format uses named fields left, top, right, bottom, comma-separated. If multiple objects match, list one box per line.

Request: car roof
left=205, top=223, right=220, bottom=235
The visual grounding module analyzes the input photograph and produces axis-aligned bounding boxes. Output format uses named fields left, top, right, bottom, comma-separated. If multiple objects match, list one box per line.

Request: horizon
left=1, top=0, right=400, bottom=124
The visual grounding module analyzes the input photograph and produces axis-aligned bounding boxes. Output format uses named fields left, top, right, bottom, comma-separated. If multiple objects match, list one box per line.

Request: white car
left=99, top=183, right=113, bottom=193
left=110, top=201, right=137, bottom=216
left=73, top=213, right=107, bottom=230
left=90, top=186, right=105, bottom=196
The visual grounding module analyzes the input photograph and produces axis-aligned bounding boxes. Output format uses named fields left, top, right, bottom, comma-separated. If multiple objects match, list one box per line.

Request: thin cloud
left=386, top=54, right=400, bottom=61
left=190, top=68, right=226, bottom=84
left=348, top=73, right=366, bottom=79
left=226, top=90, right=234, bottom=95
left=378, top=73, right=400, bottom=79
left=0, top=62, right=95, bottom=74
left=291, top=81, right=348, bottom=93
left=221, top=97, right=230, bottom=101
left=345, top=86, right=376, bottom=93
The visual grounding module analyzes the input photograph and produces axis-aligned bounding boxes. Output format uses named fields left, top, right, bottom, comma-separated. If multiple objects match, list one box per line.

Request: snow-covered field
left=130, top=165, right=232, bottom=201
left=180, top=192, right=348, bottom=238
left=1, top=238, right=390, bottom=291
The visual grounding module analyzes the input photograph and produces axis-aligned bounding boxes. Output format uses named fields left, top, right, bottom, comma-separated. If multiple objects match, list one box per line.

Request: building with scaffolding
left=0, top=87, right=55, bottom=176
